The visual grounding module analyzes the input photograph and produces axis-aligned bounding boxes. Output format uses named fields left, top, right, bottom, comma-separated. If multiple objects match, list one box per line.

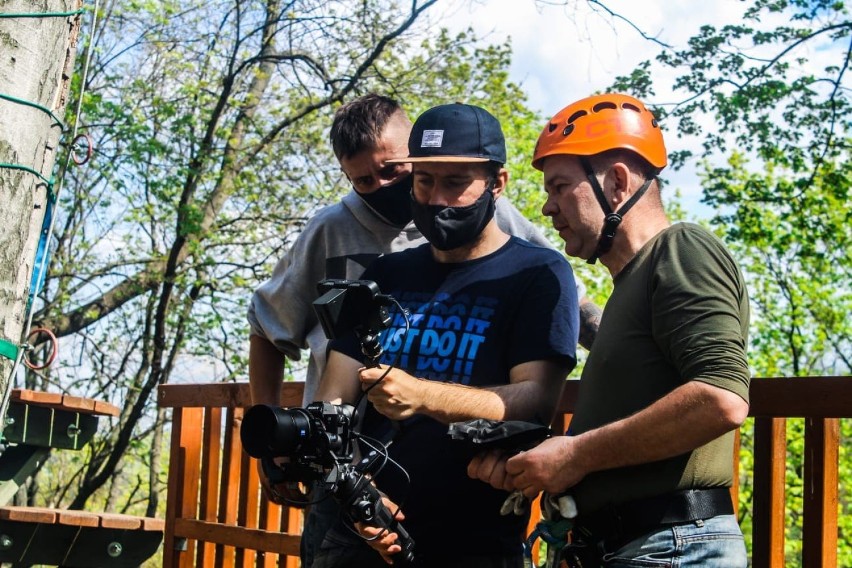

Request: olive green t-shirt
left=569, top=223, right=750, bottom=515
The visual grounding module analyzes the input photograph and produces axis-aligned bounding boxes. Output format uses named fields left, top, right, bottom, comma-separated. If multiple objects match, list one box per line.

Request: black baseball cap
left=388, top=103, right=506, bottom=164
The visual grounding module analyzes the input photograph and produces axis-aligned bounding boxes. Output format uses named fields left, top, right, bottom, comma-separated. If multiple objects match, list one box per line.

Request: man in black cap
left=311, top=103, right=580, bottom=567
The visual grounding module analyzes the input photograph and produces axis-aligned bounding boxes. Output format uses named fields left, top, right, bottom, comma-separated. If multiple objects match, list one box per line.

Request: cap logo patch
left=420, top=129, right=444, bottom=148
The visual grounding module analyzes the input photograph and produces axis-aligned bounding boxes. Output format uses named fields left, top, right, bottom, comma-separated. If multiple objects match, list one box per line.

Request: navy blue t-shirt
left=330, top=236, right=579, bottom=556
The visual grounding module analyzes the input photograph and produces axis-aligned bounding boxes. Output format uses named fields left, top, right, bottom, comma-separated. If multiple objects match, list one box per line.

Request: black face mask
left=411, top=184, right=496, bottom=251
left=356, top=174, right=414, bottom=227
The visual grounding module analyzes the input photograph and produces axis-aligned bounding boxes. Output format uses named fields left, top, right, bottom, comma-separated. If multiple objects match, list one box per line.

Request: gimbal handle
left=338, top=466, right=416, bottom=565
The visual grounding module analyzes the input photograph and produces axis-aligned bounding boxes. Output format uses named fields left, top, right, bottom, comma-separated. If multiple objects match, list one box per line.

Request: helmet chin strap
left=581, top=158, right=653, bottom=265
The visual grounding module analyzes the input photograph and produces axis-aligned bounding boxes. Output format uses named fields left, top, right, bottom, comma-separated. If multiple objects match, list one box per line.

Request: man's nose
left=428, top=194, right=449, bottom=206
left=541, top=196, right=557, bottom=216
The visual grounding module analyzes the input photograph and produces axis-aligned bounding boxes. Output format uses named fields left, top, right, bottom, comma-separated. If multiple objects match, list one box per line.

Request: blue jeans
left=600, top=514, right=747, bottom=567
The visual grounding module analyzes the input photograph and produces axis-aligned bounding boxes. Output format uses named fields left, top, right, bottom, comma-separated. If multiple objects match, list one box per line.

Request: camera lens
left=240, top=404, right=312, bottom=458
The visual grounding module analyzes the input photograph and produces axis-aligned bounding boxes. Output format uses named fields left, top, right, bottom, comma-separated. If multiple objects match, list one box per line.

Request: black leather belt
left=572, top=487, right=734, bottom=551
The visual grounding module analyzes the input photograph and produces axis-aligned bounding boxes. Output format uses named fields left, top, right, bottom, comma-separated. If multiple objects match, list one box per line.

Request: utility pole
left=0, top=1, right=83, bottom=398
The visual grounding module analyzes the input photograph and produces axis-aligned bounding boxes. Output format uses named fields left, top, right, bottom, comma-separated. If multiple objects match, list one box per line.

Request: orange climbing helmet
left=532, top=93, right=667, bottom=171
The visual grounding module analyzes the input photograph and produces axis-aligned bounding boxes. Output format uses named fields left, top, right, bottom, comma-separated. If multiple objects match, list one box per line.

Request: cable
left=0, top=9, right=85, bottom=18
left=353, top=298, right=411, bottom=416
left=0, top=93, right=65, bottom=127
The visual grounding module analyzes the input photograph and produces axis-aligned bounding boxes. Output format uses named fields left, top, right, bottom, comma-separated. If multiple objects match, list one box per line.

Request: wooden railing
left=158, top=376, right=852, bottom=568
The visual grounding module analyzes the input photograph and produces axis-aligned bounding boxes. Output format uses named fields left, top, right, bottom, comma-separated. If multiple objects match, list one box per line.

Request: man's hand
left=256, top=460, right=284, bottom=503
left=355, top=496, right=406, bottom=565
left=467, top=449, right=515, bottom=492
left=469, top=437, right=589, bottom=499
left=505, top=436, right=587, bottom=499
left=256, top=459, right=312, bottom=507
left=359, top=365, right=425, bottom=420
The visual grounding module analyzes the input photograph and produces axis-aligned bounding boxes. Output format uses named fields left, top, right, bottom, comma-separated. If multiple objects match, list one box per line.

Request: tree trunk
left=0, top=1, right=82, bottom=391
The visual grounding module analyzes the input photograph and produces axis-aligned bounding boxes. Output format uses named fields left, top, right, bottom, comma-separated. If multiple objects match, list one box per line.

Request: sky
left=432, top=0, right=803, bottom=218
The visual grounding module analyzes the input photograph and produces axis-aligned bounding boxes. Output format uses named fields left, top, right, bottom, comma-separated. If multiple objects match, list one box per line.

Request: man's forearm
left=416, top=362, right=568, bottom=425
left=249, top=334, right=286, bottom=405
left=416, top=380, right=509, bottom=423
left=572, top=381, right=748, bottom=476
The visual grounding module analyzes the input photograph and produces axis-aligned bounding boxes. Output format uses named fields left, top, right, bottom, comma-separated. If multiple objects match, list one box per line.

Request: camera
left=240, top=402, right=355, bottom=481
left=240, top=279, right=415, bottom=564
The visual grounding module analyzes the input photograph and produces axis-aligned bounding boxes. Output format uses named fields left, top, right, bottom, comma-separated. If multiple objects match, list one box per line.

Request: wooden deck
left=158, top=376, right=852, bottom=567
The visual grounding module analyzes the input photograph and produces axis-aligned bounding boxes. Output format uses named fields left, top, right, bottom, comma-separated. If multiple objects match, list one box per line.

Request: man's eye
left=379, top=166, right=399, bottom=178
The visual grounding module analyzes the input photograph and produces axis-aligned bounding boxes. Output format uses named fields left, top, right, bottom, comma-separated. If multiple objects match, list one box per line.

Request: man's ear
left=608, top=162, right=632, bottom=208
left=492, top=168, right=509, bottom=200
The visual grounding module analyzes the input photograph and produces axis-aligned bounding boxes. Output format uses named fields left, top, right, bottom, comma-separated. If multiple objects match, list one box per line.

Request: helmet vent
left=562, top=124, right=574, bottom=137
left=592, top=101, right=618, bottom=113
left=548, top=123, right=558, bottom=132
left=567, top=110, right=587, bottom=124
left=621, top=102, right=641, bottom=113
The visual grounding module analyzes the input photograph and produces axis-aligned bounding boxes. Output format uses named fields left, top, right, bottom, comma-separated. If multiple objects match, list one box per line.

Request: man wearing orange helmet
left=469, top=93, right=751, bottom=566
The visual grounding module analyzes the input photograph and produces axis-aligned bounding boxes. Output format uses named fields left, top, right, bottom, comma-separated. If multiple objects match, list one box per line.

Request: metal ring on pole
left=23, top=328, right=58, bottom=370
left=71, top=133, right=93, bottom=165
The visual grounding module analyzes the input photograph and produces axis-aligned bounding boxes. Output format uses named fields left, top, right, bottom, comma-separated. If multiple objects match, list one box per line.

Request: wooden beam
left=751, top=417, right=786, bottom=568
left=802, top=418, right=839, bottom=568
left=173, top=518, right=300, bottom=556
left=749, top=377, right=852, bottom=418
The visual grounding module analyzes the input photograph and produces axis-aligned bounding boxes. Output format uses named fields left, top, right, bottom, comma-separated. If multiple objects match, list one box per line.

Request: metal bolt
left=67, top=424, right=81, bottom=437
left=107, top=542, right=123, bottom=557
left=0, top=534, right=13, bottom=550
left=4, top=417, right=14, bottom=426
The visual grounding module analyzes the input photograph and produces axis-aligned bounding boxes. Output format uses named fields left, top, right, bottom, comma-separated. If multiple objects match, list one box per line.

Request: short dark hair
left=484, top=161, right=502, bottom=186
left=330, top=94, right=405, bottom=160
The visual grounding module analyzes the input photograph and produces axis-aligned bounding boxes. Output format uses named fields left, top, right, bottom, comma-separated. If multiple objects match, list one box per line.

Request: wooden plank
left=802, top=418, right=839, bottom=568
left=748, top=377, right=852, bottom=418
left=10, top=389, right=119, bottom=416
left=257, top=498, right=280, bottom=568
left=731, top=429, right=741, bottom=518
left=158, top=382, right=304, bottom=410
left=285, top=507, right=302, bottom=568
left=0, top=506, right=57, bottom=523
left=217, top=406, right=245, bottom=568
left=93, top=399, right=121, bottom=417
left=238, top=447, right=261, bottom=568
left=56, top=509, right=100, bottom=528
left=163, top=406, right=204, bottom=568
left=98, top=513, right=142, bottom=530
left=141, top=516, right=166, bottom=531
left=0, top=506, right=162, bottom=531
left=173, top=518, right=300, bottom=557
left=12, top=390, right=62, bottom=406
left=156, top=376, right=852, bottom=416
left=57, top=394, right=96, bottom=413
left=198, top=406, right=223, bottom=568
left=750, top=417, right=786, bottom=568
